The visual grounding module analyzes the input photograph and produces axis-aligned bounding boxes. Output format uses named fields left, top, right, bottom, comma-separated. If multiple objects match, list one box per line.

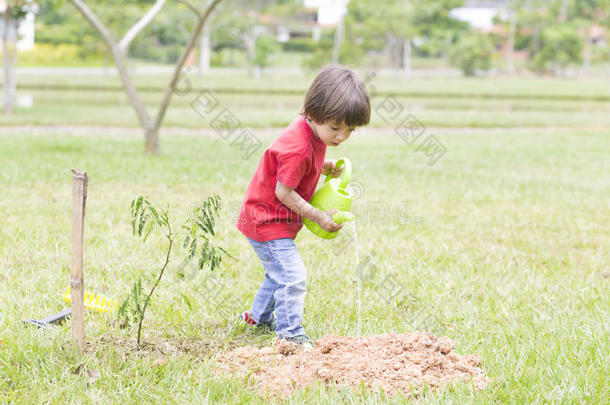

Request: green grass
left=0, top=124, right=608, bottom=402
left=2, top=73, right=610, bottom=129
left=7, top=72, right=610, bottom=98
left=0, top=89, right=604, bottom=127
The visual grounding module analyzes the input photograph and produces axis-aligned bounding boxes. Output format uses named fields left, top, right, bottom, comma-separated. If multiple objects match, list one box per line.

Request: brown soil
left=215, top=332, right=491, bottom=398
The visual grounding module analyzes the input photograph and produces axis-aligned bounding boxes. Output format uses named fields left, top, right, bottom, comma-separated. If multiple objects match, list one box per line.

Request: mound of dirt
left=215, top=332, right=491, bottom=397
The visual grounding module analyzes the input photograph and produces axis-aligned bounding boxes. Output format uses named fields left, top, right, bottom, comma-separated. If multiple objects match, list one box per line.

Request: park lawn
left=23, top=88, right=610, bottom=113
left=0, top=127, right=608, bottom=403
left=7, top=72, right=610, bottom=99
left=2, top=82, right=610, bottom=129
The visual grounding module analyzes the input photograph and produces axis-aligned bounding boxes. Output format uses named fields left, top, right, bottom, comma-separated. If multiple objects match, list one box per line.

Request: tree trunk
left=144, top=127, right=160, bottom=155
left=244, top=29, right=255, bottom=76
left=312, top=26, right=321, bottom=42
left=253, top=65, right=262, bottom=79
left=70, top=0, right=162, bottom=154
left=103, top=49, right=110, bottom=76
left=388, top=36, right=403, bottom=68
left=582, top=34, right=592, bottom=75
left=3, top=13, right=18, bottom=115
left=332, top=14, right=345, bottom=64
left=533, top=25, right=542, bottom=75
left=108, top=43, right=157, bottom=154
left=558, top=0, right=568, bottom=22
left=506, top=9, right=517, bottom=74
left=607, top=47, right=610, bottom=90
left=402, top=39, right=412, bottom=77
left=198, top=25, right=210, bottom=75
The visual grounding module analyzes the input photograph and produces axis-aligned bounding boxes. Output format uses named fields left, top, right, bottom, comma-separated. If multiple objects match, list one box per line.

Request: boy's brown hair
left=302, top=66, right=371, bottom=128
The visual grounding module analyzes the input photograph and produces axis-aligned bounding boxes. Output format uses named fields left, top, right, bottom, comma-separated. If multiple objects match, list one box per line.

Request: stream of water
left=350, top=221, right=362, bottom=339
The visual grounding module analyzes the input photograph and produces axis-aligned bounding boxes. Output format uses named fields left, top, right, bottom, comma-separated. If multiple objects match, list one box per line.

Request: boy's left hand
left=323, top=160, right=343, bottom=178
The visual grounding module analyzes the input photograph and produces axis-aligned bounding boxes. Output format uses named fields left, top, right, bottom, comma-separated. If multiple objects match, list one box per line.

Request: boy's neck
left=305, top=117, right=321, bottom=140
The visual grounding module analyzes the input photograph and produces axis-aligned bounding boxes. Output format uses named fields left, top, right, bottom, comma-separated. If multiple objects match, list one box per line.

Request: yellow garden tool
left=63, top=286, right=118, bottom=313
left=23, top=286, right=118, bottom=329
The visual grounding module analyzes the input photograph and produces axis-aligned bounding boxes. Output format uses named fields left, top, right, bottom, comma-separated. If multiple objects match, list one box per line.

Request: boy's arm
left=275, top=181, right=343, bottom=232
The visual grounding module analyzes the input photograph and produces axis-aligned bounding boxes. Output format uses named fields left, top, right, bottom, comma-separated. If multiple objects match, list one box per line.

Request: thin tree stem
left=137, top=223, right=173, bottom=347
left=119, top=0, right=167, bottom=52
left=176, top=0, right=202, bottom=18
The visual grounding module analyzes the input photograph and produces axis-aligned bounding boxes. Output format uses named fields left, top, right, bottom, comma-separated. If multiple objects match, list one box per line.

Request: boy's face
left=309, top=119, right=356, bottom=147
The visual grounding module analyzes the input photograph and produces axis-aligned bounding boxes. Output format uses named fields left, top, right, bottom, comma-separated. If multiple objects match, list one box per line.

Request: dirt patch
left=215, top=332, right=491, bottom=398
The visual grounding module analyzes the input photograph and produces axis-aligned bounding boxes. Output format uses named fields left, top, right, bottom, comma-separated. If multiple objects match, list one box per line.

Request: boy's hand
left=323, top=160, right=343, bottom=178
left=315, top=208, right=343, bottom=233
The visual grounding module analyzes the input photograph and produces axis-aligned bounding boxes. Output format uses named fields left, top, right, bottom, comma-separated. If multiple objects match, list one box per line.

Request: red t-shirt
left=237, top=116, right=327, bottom=241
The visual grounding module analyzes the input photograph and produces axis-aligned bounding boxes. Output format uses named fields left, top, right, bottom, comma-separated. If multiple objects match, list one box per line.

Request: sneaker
left=282, top=334, right=315, bottom=350
left=242, top=311, right=276, bottom=333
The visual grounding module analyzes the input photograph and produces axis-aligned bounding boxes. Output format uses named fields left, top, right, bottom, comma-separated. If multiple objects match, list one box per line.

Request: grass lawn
left=2, top=73, right=609, bottom=130
left=0, top=123, right=608, bottom=402
left=8, top=72, right=610, bottom=99
left=2, top=88, right=610, bottom=129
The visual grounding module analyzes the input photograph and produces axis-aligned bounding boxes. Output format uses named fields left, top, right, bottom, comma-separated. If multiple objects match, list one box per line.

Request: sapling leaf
left=137, top=213, right=147, bottom=237
left=217, top=246, right=236, bottom=260
left=118, top=278, right=144, bottom=328
left=142, top=219, right=154, bottom=243
left=188, top=238, right=197, bottom=258
left=135, top=196, right=143, bottom=212
left=148, top=204, right=159, bottom=220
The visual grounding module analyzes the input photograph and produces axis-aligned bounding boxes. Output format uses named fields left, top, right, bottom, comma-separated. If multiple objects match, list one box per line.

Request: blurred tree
left=69, top=0, right=222, bottom=154
left=602, top=0, right=610, bottom=71
left=301, top=28, right=332, bottom=71
left=504, top=0, right=525, bottom=74
left=35, top=0, right=196, bottom=64
left=530, top=23, right=582, bottom=75
left=448, top=31, right=494, bottom=76
left=344, top=0, right=415, bottom=72
left=514, top=0, right=585, bottom=75
left=512, top=0, right=607, bottom=75
left=35, top=0, right=303, bottom=72
left=301, top=26, right=363, bottom=71
left=200, top=0, right=258, bottom=68
left=410, top=0, right=467, bottom=59
left=36, top=0, right=100, bottom=53
left=567, top=0, right=608, bottom=73
left=331, top=0, right=466, bottom=73
left=253, top=34, right=279, bottom=76
left=208, top=0, right=298, bottom=74
left=2, top=0, right=38, bottom=114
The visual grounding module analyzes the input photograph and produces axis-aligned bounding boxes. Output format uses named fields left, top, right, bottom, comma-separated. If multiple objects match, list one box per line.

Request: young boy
left=236, top=66, right=371, bottom=349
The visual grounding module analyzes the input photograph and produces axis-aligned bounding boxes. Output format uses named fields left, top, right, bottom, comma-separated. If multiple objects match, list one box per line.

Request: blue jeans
left=246, top=236, right=307, bottom=338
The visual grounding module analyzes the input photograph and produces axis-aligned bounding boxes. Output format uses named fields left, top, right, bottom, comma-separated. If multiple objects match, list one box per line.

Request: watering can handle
left=332, top=211, right=355, bottom=224
left=323, top=157, right=352, bottom=190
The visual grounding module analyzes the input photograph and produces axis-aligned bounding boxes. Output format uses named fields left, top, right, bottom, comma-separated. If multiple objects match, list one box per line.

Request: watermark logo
left=177, top=67, right=263, bottom=160
left=362, top=71, right=447, bottom=166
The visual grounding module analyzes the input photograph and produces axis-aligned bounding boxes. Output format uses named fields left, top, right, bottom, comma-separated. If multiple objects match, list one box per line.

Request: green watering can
left=304, top=157, right=355, bottom=239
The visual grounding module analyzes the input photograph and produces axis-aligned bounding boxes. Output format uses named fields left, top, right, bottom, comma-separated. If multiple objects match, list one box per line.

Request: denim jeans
left=246, top=236, right=307, bottom=338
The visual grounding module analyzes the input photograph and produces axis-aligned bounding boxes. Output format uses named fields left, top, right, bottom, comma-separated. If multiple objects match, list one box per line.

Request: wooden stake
left=71, top=169, right=88, bottom=353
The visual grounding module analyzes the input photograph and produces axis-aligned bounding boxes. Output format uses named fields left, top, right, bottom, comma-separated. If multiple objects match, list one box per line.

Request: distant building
left=449, top=0, right=509, bottom=30
left=0, top=0, right=36, bottom=51
left=302, top=0, right=349, bottom=41
left=304, top=0, right=350, bottom=26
